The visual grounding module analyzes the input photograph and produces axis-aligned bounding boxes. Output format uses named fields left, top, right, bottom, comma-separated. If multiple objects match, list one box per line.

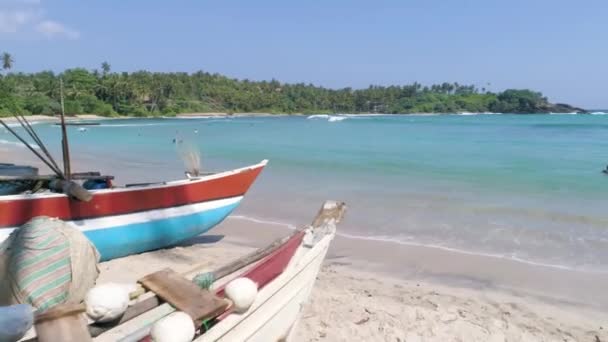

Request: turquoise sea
left=3, top=113, right=608, bottom=273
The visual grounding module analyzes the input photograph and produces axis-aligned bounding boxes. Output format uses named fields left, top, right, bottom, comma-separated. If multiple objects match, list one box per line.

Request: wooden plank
left=34, top=303, right=92, bottom=342
left=138, top=269, right=228, bottom=324
left=0, top=174, right=113, bottom=181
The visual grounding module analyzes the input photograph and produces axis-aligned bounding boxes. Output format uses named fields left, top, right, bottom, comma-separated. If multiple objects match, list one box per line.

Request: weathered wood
left=59, top=79, right=72, bottom=180
left=34, top=303, right=92, bottom=342
left=138, top=269, right=228, bottom=324
left=311, top=200, right=346, bottom=228
left=49, top=179, right=93, bottom=202
left=89, top=230, right=298, bottom=337
left=0, top=174, right=113, bottom=181
left=89, top=200, right=346, bottom=337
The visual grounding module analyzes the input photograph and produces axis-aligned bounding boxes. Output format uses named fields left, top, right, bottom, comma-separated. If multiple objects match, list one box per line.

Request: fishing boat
left=0, top=160, right=267, bottom=261
left=0, top=163, right=39, bottom=196
left=18, top=200, right=345, bottom=342
left=0, top=82, right=267, bottom=261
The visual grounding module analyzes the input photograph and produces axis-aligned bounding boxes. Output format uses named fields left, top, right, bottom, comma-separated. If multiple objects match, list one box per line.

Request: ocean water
left=2, top=113, right=608, bottom=273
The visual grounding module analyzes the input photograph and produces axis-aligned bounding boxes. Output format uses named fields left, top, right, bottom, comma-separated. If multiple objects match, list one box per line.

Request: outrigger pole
left=59, top=78, right=72, bottom=180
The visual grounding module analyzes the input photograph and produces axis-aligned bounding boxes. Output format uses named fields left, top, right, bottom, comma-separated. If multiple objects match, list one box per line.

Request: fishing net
left=0, top=217, right=100, bottom=312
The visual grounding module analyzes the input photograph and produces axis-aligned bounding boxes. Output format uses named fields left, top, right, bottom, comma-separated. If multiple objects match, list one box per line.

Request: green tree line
left=0, top=55, right=582, bottom=117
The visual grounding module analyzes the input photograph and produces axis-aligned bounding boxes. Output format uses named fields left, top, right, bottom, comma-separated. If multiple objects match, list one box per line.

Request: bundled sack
left=0, top=216, right=100, bottom=312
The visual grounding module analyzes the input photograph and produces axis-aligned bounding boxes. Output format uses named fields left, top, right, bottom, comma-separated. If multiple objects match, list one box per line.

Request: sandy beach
left=97, top=218, right=607, bottom=342
left=0, top=114, right=110, bottom=123
left=2, top=122, right=607, bottom=341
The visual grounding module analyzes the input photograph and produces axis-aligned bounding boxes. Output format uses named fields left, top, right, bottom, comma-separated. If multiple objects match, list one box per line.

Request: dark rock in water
left=543, top=103, right=587, bottom=114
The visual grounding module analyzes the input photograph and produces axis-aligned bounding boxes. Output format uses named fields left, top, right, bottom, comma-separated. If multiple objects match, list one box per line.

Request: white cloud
left=0, top=10, right=38, bottom=33
left=36, top=20, right=79, bottom=40
left=0, top=1, right=79, bottom=40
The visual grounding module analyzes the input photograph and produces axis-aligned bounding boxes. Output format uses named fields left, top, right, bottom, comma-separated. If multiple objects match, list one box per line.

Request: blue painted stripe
left=85, top=200, right=241, bottom=261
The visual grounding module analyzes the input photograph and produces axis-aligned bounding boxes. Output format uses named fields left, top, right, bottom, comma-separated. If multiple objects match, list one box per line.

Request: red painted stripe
left=0, top=164, right=265, bottom=228
left=137, top=232, right=304, bottom=341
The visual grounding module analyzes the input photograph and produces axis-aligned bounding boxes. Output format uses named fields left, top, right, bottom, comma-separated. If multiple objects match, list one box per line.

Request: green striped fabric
left=6, top=218, right=72, bottom=312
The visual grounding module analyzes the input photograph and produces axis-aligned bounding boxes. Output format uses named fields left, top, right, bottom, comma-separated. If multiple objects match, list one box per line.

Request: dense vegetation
left=0, top=55, right=584, bottom=117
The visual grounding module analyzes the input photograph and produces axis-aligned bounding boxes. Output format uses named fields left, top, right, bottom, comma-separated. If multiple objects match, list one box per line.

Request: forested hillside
left=0, top=55, right=585, bottom=116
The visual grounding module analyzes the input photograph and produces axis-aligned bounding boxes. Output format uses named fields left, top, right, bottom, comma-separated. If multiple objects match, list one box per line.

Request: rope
left=192, top=272, right=215, bottom=290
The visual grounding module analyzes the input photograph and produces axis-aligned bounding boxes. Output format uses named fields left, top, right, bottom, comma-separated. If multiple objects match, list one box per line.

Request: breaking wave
left=0, top=139, right=40, bottom=149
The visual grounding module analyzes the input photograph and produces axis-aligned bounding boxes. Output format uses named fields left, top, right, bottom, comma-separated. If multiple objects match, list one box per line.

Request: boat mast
left=59, top=78, right=71, bottom=180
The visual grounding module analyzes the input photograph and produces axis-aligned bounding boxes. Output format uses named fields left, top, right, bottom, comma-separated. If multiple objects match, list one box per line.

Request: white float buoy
left=224, top=277, right=258, bottom=313
left=85, top=283, right=130, bottom=323
left=151, top=311, right=195, bottom=342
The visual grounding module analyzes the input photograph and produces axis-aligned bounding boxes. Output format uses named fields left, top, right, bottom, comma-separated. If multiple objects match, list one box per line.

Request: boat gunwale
left=0, top=159, right=268, bottom=202
left=195, top=230, right=334, bottom=341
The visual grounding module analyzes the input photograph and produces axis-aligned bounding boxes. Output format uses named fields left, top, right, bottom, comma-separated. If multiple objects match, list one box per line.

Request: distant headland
left=0, top=60, right=586, bottom=117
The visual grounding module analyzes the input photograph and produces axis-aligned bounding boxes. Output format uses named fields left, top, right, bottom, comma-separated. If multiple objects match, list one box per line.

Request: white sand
left=297, top=264, right=606, bottom=341
left=0, top=114, right=111, bottom=125
left=97, top=231, right=606, bottom=342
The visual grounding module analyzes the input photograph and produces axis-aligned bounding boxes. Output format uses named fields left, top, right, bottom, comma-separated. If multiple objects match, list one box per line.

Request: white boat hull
left=196, top=231, right=333, bottom=342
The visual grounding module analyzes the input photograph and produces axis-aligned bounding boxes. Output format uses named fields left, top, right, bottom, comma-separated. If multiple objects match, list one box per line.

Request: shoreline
left=97, top=218, right=607, bottom=341
left=2, top=121, right=607, bottom=340
left=2, top=143, right=608, bottom=311
left=2, top=111, right=605, bottom=123
left=0, top=114, right=115, bottom=123
left=221, top=214, right=608, bottom=311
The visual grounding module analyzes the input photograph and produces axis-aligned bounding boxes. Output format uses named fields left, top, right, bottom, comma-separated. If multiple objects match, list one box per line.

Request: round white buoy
left=85, top=283, right=130, bottom=323
left=151, top=311, right=195, bottom=342
left=224, top=277, right=258, bottom=313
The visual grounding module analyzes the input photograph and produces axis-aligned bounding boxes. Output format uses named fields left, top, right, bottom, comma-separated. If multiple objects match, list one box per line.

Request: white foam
left=175, top=116, right=230, bottom=119
left=307, top=114, right=330, bottom=120
left=341, top=114, right=389, bottom=117
left=0, top=139, right=40, bottom=149
left=328, top=116, right=347, bottom=122
left=227, top=215, right=297, bottom=230
left=96, top=123, right=167, bottom=127
left=333, top=232, right=608, bottom=273
left=307, top=114, right=349, bottom=122
left=228, top=214, right=607, bottom=274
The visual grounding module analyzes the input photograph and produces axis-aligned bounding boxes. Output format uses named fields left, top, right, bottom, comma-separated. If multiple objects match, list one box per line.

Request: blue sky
left=0, top=0, right=606, bottom=108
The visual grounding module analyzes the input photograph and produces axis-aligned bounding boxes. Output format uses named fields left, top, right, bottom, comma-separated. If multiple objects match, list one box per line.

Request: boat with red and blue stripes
left=0, top=160, right=267, bottom=261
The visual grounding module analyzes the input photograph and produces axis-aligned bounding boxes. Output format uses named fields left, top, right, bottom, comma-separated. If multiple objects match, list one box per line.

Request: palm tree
left=2, top=52, right=14, bottom=73
left=101, top=61, right=111, bottom=76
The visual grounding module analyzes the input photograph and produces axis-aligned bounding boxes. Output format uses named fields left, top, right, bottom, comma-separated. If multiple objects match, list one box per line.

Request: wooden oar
left=89, top=201, right=346, bottom=338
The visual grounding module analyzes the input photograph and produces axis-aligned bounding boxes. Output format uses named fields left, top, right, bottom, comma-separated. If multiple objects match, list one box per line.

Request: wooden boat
left=0, top=160, right=267, bottom=261
left=0, top=163, right=39, bottom=195
left=17, top=200, right=345, bottom=342
left=194, top=204, right=342, bottom=342
left=0, top=163, right=38, bottom=177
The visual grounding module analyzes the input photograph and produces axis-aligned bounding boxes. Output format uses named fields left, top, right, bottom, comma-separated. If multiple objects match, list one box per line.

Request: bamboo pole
left=13, top=114, right=64, bottom=177
left=59, top=78, right=71, bottom=180
left=0, top=120, right=62, bottom=176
